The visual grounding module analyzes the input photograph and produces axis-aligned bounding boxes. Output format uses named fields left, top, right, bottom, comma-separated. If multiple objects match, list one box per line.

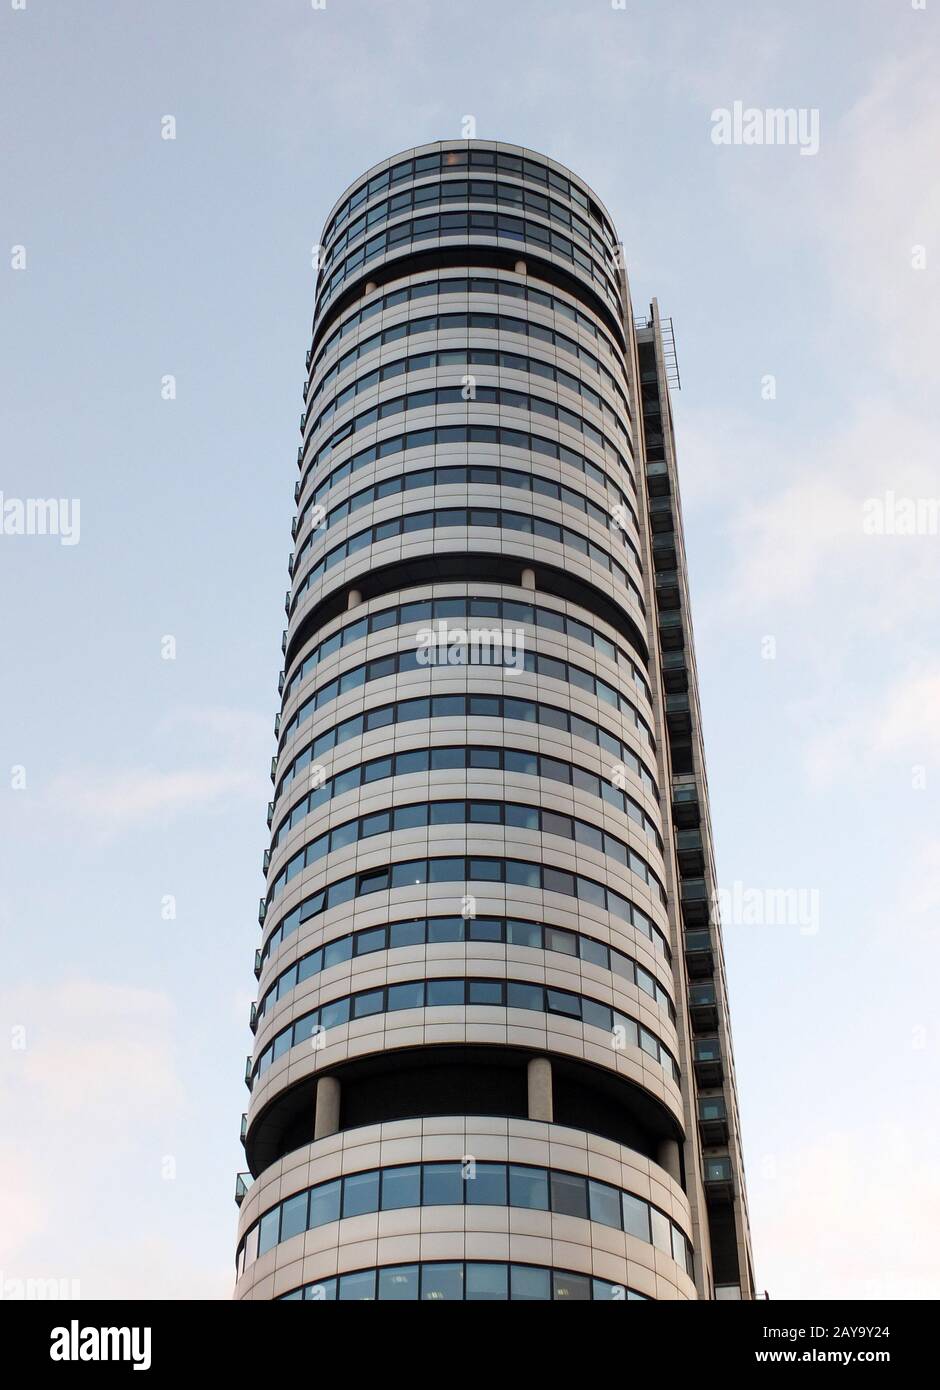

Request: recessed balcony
left=645, top=459, right=671, bottom=497
left=666, top=692, right=692, bottom=736
left=703, top=1154, right=734, bottom=1205
left=671, top=780, right=700, bottom=828
left=684, top=929, right=714, bottom=977
left=676, top=828, right=705, bottom=876
left=693, top=1037, right=724, bottom=1088
left=698, top=1095, right=728, bottom=1145
left=688, top=980, right=718, bottom=1031
left=680, top=875, right=710, bottom=926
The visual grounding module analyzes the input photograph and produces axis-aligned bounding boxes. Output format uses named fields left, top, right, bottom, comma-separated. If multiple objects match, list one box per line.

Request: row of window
left=299, top=383, right=634, bottom=504
left=292, top=463, right=641, bottom=592
left=320, top=180, right=618, bottom=281
left=305, top=345, right=630, bottom=461
left=278, top=638, right=655, bottom=760
left=255, top=913, right=674, bottom=1028
left=270, top=743, right=661, bottom=855
left=250, top=976, right=679, bottom=1085
left=316, top=211, right=621, bottom=316
left=289, top=505, right=641, bottom=615
left=309, top=275, right=624, bottom=385
left=259, top=853, right=669, bottom=971
left=278, top=1262, right=647, bottom=1301
left=307, top=300, right=630, bottom=423
left=296, top=421, right=637, bottom=547
left=323, top=147, right=617, bottom=248
left=238, top=1162, right=691, bottom=1276
left=267, top=791, right=666, bottom=910
left=281, top=596, right=651, bottom=710
left=275, top=691, right=657, bottom=820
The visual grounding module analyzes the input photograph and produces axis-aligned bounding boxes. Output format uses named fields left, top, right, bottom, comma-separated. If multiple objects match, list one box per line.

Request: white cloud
left=0, top=1151, right=49, bottom=1265
left=47, top=766, right=257, bottom=824
left=1, top=979, right=181, bottom=1119
left=40, top=704, right=270, bottom=833
left=752, top=1127, right=940, bottom=1299
left=805, top=665, right=940, bottom=786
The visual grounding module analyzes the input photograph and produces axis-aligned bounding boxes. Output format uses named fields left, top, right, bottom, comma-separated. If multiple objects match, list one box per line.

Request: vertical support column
left=526, top=1056, right=553, bottom=1122
left=314, top=1075, right=341, bottom=1140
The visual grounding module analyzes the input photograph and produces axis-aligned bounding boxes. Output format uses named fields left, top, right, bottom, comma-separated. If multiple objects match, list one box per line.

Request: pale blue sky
left=1, top=0, right=937, bottom=1299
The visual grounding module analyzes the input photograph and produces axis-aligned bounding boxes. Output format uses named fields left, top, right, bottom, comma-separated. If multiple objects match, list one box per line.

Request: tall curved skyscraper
left=234, top=141, right=755, bottom=1302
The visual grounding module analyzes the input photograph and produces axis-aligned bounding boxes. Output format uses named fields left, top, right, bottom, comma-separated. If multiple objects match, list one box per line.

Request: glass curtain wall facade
left=234, top=141, right=755, bottom=1303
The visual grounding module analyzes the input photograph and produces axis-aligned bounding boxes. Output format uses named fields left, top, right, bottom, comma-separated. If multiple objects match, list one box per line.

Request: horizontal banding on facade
left=234, top=1118, right=695, bottom=1302
left=237, top=140, right=764, bottom=1302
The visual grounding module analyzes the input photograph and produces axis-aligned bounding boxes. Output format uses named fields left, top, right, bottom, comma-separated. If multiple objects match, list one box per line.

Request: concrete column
left=364, top=281, right=377, bottom=295
left=526, top=1056, right=553, bottom=1122
left=657, top=1137, right=681, bottom=1184
left=514, top=259, right=527, bottom=276
left=520, top=567, right=535, bottom=590
left=346, top=588, right=362, bottom=610
left=314, top=1076, right=341, bottom=1140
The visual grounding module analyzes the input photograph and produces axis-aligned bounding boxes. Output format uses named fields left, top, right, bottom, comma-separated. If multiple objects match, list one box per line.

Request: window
left=387, top=982, right=425, bottom=1011
left=378, top=1265, right=419, bottom=1301
left=510, top=1265, right=551, bottom=1300
left=421, top=1263, right=463, bottom=1301
left=509, top=1165, right=549, bottom=1211
left=426, top=979, right=465, bottom=1007
left=381, top=1166, right=421, bottom=1211
left=550, top=1172, right=588, bottom=1220
left=467, top=1164, right=507, bottom=1206
left=553, top=1270, right=591, bottom=1301
left=622, top=1192, right=650, bottom=1242
left=343, top=1169, right=381, bottom=1218
left=423, top=1163, right=463, bottom=1206
left=507, top=981, right=542, bottom=1011
left=279, top=1192, right=308, bottom=1242
left=309, top=1180, right=341, bottom=1228
left=427, top=916, right=463, bottom=943
left=468, top=980, right=503, bottom=1006
left=466, top=1263, right=508, bottom=1301
left=338, top=1269, right=376, bottom=1301
left=257, top=1207, right=280, bottom=1256
left=589, top=1180, right=622, bottom=1230
left=352, top=989, right=383, bottom=1019
left=650, top=1207, right=672, bottom=1255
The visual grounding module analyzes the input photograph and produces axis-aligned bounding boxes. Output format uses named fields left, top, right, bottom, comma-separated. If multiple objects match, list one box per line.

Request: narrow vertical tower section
left=234, top=141, right=753, bottom=1303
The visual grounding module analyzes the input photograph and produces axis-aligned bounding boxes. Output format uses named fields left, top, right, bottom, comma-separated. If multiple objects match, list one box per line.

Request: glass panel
left=338, top=1269, right=376, bottom=1301
left=423, top=1163, right=464, bottom=1206
left=257, top=1207, right=280, bottom=1255
left=622, top=1192, right=650, bottom=1242
left=589, top=1180, right=622, bottom=1230
left=550, top=1171, right=589, bottom=1219
left=280, top=1192, right=309, bottom=1242
left=426, top=979, right=465, bottom=1007
left=553, top=1270, right=591, bottom=1301
left=309, top=1179, right=341, bottom=1228
left=467, top=1163, right=507, bottom=1205
left=509, top=1165, right=549, bottom=1211
left=494, top=914, right=537, bottom=948
left=381, top=1165, right=421, bottom=1211
left=342, top=1169, right=381, bottom=1218
left=510, top=1265, right=551, bottom=1300
left=650, top=1207, right=672, bottom=1254
left=466, top=1262, right=508, bottom=1301
left=377, top=1264, right=419, bottom=1301
left=421, top=1262, right=464, bottom=1301
left=387, top=981, right=425, bottom=1011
